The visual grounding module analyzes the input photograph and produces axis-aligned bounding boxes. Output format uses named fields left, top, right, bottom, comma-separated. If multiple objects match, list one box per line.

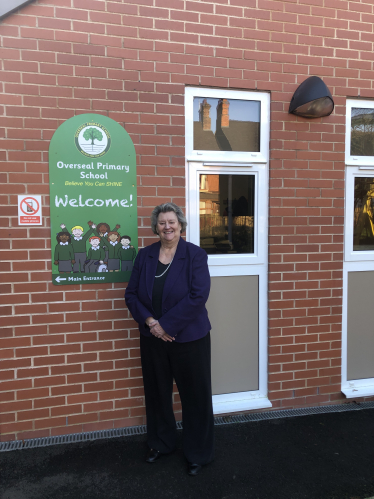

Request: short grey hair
left=150, top=202, right=187, bottom=234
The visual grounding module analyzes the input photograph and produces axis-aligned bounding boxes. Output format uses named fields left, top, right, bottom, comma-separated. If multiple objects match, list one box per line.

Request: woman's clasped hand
left=146, top=319, right=175, bottom=342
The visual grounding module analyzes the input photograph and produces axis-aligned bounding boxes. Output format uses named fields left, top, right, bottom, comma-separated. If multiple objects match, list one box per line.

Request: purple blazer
left=125, top=237, right=211, bottom=343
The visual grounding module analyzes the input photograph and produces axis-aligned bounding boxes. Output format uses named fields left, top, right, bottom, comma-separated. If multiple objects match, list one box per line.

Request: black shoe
left=188, top=463, right=202, bottom=476
left=145, top=448, right=161, bottom=463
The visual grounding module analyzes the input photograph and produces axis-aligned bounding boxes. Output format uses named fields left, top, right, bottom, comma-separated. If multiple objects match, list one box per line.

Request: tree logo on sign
left=75, top=122, right=111, bottom=158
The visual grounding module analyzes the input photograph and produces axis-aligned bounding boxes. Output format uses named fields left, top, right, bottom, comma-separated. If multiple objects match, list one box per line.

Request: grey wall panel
left=347, top=271, right=374, bottom=380
left=207, top=275, right=259, bottom=395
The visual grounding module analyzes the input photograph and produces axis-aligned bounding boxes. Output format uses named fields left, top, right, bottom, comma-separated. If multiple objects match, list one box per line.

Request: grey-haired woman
left=125, top=202, right=214, bottom=476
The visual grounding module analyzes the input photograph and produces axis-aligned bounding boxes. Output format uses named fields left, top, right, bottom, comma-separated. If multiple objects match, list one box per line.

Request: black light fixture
left=289, top=76, right=334, bottom=118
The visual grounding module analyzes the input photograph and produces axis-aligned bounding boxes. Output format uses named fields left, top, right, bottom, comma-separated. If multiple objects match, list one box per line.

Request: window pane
left=354, top=177, right=374, bottom=251
left=193, top=97, right=260, bottom=152
left=351, top=108, right=374, bottom=156
left=200, top=174, right=255, bottom=254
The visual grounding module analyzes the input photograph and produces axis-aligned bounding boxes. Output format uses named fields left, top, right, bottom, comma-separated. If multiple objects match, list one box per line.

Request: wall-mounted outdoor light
left=289, top=76, right=334, bottom=118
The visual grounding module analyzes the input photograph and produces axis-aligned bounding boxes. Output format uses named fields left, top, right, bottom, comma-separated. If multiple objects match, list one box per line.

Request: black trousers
left=140, top=332, right=214, bottom=465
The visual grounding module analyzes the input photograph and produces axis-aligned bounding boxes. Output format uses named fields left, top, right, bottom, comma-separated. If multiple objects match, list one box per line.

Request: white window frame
left=342, top=100, right=374, bottom=398
left=187, top=163, right=270, bottom=412
left=187, top=162, right=267, bottom=274
left=185, top=87, right=270, bottom=164
left=185, top=87, right=271, bottom=413
left=345, top=99, right=374, bottom=166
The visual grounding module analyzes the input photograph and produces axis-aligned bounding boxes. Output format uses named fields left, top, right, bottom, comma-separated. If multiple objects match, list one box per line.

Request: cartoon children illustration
left=97, top=262, right=108, bottom=272
left=60, top=221, right=96, bottom=273
left=94, top=222, right=120, bottom=261
left=54, top=231, right=75, bottom=273
left=84, top=236, right=106, bottom=273
left=101, top=231, right=121, bottom=272
left=96, top=222, right=111, bottom=239
left=119, top=235, right=137, bottom=271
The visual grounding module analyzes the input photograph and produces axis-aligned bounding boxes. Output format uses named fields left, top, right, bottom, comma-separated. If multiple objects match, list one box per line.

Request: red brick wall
left=1, top=0, right=373, bottom=441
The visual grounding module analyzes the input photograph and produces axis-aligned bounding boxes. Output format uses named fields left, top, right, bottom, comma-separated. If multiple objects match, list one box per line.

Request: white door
left=187, top=162, right=270, bottom=414
left=185, top=87, right=271, bottom=413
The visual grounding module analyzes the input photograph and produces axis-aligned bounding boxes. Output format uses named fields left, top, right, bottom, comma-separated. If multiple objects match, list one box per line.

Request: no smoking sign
left=18, top=195, right=42, bottom=225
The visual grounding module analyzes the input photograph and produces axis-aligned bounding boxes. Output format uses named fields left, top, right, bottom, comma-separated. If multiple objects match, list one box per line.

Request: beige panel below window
left=347, top=271, right=374, bottom=380
left=207, top=275, right=259, bottom=395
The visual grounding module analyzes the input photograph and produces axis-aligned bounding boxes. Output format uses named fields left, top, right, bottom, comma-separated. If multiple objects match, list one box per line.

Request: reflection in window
left=354, top=177, right=374, bottom=250
left=193, top=98, right=260, bottom=152
left=199, top=174, right=255, bottom=254
left=351, top=108, right=374, bottom=156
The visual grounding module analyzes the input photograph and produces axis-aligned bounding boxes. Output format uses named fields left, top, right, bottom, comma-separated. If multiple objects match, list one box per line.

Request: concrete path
left=1, top=408, right=374, bottom=499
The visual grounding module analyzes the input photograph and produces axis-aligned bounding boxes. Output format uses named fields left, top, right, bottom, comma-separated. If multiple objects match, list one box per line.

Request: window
left=185, top=87, right=269, bottom=271
left=344, top=101, right=374, bottom=261
left=346, top=100, right=374, bottom=165
left=185, top=88, right=269, bottom=163
left=185, top=87, right=271, bottom=413
left=188, top=163, right=267, bottom=271
left=200, top=174, right=255, bottom=255
left=194, top=98, right=260, bottom=153
left=344, top=168, right=374, bottom=261
left=353, top=176, right=374, bottom=251
left=342, top=99, right=374, bottom=399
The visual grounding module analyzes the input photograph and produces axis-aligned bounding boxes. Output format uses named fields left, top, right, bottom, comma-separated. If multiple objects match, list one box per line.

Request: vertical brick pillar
left=202, top=99, right=212, bottom=131
left=220, top=98, right=229, bottom=128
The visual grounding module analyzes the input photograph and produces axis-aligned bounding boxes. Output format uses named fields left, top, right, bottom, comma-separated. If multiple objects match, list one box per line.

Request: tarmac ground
left=0, top=408, right=374, bottom=499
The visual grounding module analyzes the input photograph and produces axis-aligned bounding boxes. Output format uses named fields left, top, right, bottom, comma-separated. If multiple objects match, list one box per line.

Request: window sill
left=213, top=391, right=272, bottom=415
left=342, top=385, right=374, bottom=399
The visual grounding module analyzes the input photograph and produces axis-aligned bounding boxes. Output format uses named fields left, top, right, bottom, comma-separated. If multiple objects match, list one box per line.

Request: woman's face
left=157, top=211, right=181, bottom=245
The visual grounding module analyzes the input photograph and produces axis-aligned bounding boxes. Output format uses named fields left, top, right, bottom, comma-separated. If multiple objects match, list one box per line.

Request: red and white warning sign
left=18, top=195, right=42, bottom=225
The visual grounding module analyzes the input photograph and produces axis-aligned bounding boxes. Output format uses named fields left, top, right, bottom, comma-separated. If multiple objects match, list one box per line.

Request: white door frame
left=186, top=161, right=271, bottom=414
left=342, top=166, right=374, bottom=398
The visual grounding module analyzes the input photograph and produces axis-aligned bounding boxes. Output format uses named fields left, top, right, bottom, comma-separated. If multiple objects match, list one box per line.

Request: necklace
left=155, top=256, right=174, bottom=278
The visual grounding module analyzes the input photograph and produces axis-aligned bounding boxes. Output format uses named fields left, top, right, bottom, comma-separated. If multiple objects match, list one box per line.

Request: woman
left=125, top=202, right=214, bottom=476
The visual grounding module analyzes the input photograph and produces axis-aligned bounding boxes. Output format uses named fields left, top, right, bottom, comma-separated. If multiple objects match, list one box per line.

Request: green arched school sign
left=49, top=114, right=137, bottom=286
